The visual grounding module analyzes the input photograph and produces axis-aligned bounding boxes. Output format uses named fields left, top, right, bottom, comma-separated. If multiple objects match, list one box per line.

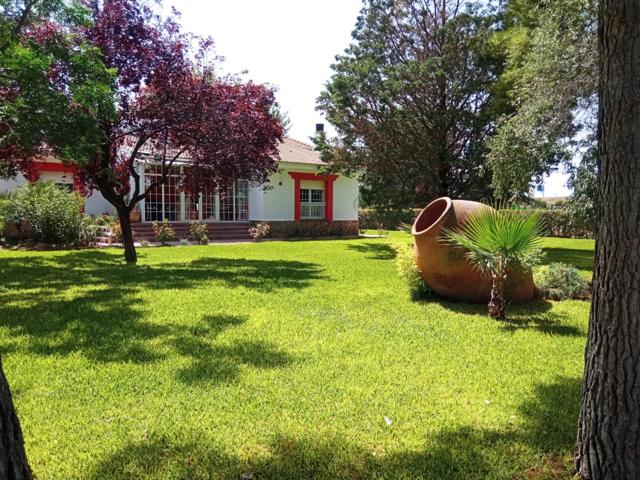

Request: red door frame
left=288, top=172, right=339, bottom=222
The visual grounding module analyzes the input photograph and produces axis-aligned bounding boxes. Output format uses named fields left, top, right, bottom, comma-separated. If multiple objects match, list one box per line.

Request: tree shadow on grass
left=87, top=376, right=581, bottom=479
left=435, top=298, right=583, bottom=337
left=172, top=315, right=293, bottom=385
left=542, top=247, right=594, bottom=275
left=0, top=250, right=314, bottom=370
left=346, top=241, right=397, bottom=260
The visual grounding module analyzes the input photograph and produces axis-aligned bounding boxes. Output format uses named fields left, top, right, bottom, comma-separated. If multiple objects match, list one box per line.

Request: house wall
left=251, top=162, right=359, bottom=222
left=1, top=160, right=359, bottom=223
left=0, top=174, right=25, bottom=194
left=0, top=171, right=113, bottom=216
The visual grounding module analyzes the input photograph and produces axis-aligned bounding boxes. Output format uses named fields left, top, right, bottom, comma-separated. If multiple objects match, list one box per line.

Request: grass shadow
left=87, top=376, right=581, bottom=479
left=542, top=247, right=594, bottom=274
left=433, top=298, right=582, bottom=337
left=346, top=241, right=397, bottom=260
left=0, top=250, right=315, bottom=369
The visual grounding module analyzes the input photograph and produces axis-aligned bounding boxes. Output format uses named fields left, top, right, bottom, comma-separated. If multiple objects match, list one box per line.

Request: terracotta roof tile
left=134, top=137, right=325, bottom=166
left=277, top=138, right=325, bottom=166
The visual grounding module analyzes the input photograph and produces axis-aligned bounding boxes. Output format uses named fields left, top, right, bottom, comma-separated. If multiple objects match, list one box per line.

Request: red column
left=325, top=177, right=336, bottom=222
left=293, top=177, right=301, bottom=221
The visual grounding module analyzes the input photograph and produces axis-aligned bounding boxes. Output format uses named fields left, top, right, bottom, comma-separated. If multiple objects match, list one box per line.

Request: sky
left=169, top=0, right=363, bottom=143
left=168, top=0, right=571, bottom=197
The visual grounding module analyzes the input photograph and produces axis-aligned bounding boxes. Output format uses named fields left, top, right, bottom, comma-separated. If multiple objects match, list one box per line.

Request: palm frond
left=442, top=206, right=543, bottom=274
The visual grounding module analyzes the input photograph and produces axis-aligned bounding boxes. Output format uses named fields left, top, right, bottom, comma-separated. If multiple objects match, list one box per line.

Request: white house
left=0, top=137, right=360, bottom=239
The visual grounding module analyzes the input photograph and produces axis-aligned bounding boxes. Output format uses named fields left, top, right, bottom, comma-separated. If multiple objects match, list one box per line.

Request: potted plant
left=130, top=207, right=141, bottom=223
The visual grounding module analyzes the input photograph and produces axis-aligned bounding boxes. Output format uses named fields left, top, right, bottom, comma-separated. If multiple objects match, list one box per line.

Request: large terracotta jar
left=411, top=197, right=535, bottom=303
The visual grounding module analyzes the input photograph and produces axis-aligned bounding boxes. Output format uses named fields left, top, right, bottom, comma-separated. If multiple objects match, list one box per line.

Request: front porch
left=137, top=164, right=250, bottom=223
left=131, top=221, right=252, bottom=242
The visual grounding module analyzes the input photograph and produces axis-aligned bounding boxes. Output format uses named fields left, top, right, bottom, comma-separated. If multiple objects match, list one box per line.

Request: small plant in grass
left=393, top=242, right=431, bottom=300
left=190, top=221, right=209, bottom=245
left=139, top=239, right=150, bottom=248
left=78, top=216, right=101, bottom=247
left=152, top=219, right=176, bottom=244
left=179, top=239, right=190, bottom=246
left=112, top=222, right=122, bottom=243
left=535, top=262, right=589, bottom=300
left=249, top=222, right=270, bottom=241
left=443, top=207, right=543, bottom=320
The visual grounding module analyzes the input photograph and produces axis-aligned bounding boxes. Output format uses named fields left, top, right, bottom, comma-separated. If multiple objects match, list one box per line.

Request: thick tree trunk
left=575, top=1, right=640, bottom=478
left=117, top=208, right=137, bottom=264
left=0, top=357, right=32, bottom=480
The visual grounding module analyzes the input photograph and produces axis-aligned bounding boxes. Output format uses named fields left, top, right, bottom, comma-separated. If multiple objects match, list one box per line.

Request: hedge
left=359, top=206, right=594, bottom=239
left=359, top=208, right=422, bottom=230
left=509, top=208, right=593, bottom=239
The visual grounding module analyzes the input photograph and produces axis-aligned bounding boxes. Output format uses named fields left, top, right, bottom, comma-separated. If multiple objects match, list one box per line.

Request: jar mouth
left=412, top=197, right=452, bottom=236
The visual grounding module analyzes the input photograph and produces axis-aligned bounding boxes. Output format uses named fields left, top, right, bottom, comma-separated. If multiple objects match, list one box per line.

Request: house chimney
left=315, top=123, right=325, bottom=134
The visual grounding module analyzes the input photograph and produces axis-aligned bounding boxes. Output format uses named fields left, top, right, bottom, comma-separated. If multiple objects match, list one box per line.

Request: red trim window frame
left=31, top=161, right=83, bottom=193
left=288, top=172, right=339, bottom=222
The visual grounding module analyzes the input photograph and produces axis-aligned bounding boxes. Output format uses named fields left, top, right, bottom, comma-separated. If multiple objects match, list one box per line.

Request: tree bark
left=117, top=207, right=137, bottom=264
left=488, top=272, right=506, bottom=320
left=575, top=1, right=640, bottom=478
left=0, top=356, right=32, bottom=480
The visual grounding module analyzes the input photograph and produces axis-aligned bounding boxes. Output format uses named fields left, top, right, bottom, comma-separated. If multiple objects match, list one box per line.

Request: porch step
left=131, top=222, right=252, bottom=242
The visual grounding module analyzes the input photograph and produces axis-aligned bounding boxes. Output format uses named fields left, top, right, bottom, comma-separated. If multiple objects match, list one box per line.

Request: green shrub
left=152, top=219, right=176, bottom=244
left=4, top=182, right=83, bottom=245
left=189, top=221, right=209, bottom=245
left=79, top=216, right=101, bottom=247
left=0, top=198, right=10, bottom=238
left=534, top=262, right=589, bottom=300
left=392, top=242, right=431, bottom=300
left=359, top=208, right=422, bottom=230
left=111, top=222, right=122, bottom=243
left=95, top=214, right=117, bottom=227
left=507, top=208, right=593, bottom=239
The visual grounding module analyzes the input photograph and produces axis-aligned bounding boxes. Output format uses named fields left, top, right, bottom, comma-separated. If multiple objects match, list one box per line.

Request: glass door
left=219, top=180, right=249, bottom=222
left=143, top=165, right=182, bottom=222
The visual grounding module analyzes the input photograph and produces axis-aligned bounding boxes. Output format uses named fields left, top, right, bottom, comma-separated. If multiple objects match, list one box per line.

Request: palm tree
left=442, top=207, right=543, bottom=319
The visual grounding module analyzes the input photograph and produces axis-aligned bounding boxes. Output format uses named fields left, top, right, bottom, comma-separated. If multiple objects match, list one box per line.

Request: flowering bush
left=189, top=221, right=209, bottom=245
left=3, top=182, right=83, bottom=245
left=248, top=222, right=270, bottom=241
left=152, top=219, right=176, bottom=244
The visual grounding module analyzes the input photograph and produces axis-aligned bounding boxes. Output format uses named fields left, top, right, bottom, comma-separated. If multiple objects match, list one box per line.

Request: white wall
left=250, top=162, right=359, bottom=222
left=0, top=171, right=113, bottom=216
left=86, top=191, right=115, bottom=216
left=333, top=174, right=359, bottom=221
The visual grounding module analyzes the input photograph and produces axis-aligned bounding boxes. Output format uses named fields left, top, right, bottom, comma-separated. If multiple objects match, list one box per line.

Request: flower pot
left=129, top=208, right=141, bottom=223
left=411, top=197, right=535, bottom=303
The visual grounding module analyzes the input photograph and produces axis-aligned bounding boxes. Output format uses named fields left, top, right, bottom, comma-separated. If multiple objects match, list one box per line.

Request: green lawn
left=0, top=235, right=594, bottom=479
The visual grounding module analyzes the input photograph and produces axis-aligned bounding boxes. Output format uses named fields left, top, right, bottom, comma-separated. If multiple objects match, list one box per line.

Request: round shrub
left=4, top=182, right=83, bottom=245
left=534, top=262, right=589, bottom=300
left=393, top=242, right=431, bottom=300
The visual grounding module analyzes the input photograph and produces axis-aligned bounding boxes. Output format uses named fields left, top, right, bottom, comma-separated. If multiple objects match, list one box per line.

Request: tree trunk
left=117, top=208, right=137, bottom=264
left=575, top=1, right=640, bottom=478
left=488, top=272, right=505, bottom=320
left=0, top=356, right=32, bottom=480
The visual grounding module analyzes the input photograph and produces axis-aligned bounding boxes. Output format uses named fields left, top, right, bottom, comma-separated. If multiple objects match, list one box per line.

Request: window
left=300, top=188, right=325, bottom=219
left=55, top=183, right=73, bottom=193
left=143, top=165, right=181, bottom=222
left=219, top=180, right=249, bottom=222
